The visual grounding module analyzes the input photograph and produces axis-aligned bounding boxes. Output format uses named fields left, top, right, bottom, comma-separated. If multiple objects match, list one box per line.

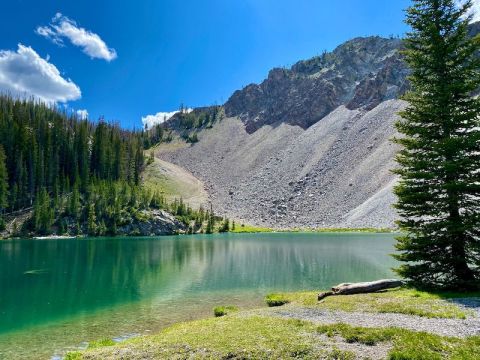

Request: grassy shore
left=67, top=288, right=479, bottom=359
left=230, top=225, right=396, bottom=234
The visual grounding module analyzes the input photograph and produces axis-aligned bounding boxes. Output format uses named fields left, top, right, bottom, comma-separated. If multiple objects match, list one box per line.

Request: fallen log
left=318, top=279, right=405, bottom=301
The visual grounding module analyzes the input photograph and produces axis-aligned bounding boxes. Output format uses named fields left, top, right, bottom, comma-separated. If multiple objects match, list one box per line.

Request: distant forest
left=0, top=95, right=157, bottom=235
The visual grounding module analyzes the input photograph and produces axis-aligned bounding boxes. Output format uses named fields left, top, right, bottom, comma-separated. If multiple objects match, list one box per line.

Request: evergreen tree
left=69, top=183, right=81, bottom=219
left=219, top=218, right=230, bottom=233
left=33, top=189, right=54, bottom=235
left=0, top=145, right=8, bottom=212
left=393, top=0, right=480, bottom=289
left=87, top=203, right=97, bottom=236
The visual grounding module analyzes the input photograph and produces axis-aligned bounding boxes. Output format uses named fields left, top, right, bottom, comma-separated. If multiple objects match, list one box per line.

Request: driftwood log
left=317, top=279, right=405, bottom=301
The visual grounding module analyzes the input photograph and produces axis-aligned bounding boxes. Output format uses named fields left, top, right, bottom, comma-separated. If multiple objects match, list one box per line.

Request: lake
left=0, top=232, right=397, bottom=359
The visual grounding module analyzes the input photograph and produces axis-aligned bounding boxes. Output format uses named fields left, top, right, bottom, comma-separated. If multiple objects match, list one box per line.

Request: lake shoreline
left=1, top=227, right=398, bottom=240
left=0, top=232, right=398, bottom=359
left=67, top=288, right=480, bottom=359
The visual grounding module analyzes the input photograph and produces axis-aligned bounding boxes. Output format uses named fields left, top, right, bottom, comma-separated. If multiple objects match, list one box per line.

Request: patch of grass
left=310, top=227, right=395, bottom=233
left=69, top=314, right=480, bottom=360
left=265, top=293, right=290, bottom=307
left=230, top=224, right=274, bottom=233
left=64, top=352, right=82, bottom=360
left=275, top=288, right=472, bottom=319
left=317, top=323, right=480, bottom=360
left=326, top=348, right=356, bottom=360
left=318, top=323, right=397, bottom=345
left=74, top=316, right=332, bottom=359
left=213, top=305, right=238, bottom=317
left=87, top=338, right=116, bottom=349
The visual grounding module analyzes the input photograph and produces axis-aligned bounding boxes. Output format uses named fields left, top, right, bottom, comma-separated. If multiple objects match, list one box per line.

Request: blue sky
left=1, top=0, right=414, bottom=128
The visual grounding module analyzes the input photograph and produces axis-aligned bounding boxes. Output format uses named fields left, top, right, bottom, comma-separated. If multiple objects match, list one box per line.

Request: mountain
left=156, top=24, right=480, bottom=230
left=225, top=36, right=408, bottom=133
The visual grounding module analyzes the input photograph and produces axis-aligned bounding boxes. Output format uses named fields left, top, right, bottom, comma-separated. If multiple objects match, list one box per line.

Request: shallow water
left=0, top=232, right=397, bottom=359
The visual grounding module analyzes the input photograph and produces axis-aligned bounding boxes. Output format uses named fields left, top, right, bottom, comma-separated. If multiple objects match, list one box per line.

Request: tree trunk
left=318, top=279, right=404, bottom=301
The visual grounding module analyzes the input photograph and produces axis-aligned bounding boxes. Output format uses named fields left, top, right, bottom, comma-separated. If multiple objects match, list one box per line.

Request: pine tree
left=69, top=183, right=81, bottom=219
left=0, top=145, right=9, bottom=212
left=87, top=203, right=97, bottom=235
left=219, top=218, right=230, bottom=233
left=0, top=145, right=8, bottom=230
left=393, top=0, right=480, bottom=289
left=33, top=189, right=54, bottom=235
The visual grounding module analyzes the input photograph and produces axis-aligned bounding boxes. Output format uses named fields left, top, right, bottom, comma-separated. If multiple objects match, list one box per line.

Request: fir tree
left=33, top=189, right=54, bottom=235
left=0, top=145, right=9, bottom=212
left=393, top=0, right=480, bottom=289
left=219, top=218, right=230, bottom=233
left=69, top=183, right=81, bottom=219
left=87, top=203, right=97, bottom=236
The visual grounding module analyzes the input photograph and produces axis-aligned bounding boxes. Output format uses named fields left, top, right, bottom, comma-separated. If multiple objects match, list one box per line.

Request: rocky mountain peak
left=225, top=36, right=408, bottom=133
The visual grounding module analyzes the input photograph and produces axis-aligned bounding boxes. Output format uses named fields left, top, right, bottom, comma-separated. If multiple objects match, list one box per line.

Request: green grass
left=265, top=293, right=291, bottom=307
left=310, top=227, right=396, bottom=233
left=230, top=224, right=274, bottom=233
left=317, top=323, right=480, bottom=360
left=265, top=288, right=474, bottom=319
left=229, top=225, right=395, bottom=234
left=70, top=314, right=480, bottom=360
left=142, top=156, right=207, bottom=209
left=213, top=305, right=238, bottom=317
left=72, top=316, right=355, bottom=359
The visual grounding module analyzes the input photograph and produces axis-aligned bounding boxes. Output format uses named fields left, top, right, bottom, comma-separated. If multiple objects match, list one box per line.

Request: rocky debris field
left=269, top=299, right=480, bottom=338
left=160, top=100, right=405, bottom=229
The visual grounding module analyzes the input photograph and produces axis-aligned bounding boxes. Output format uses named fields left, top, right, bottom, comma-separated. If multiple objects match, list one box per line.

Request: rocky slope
left=158, top=26, right=478, bottom=229
left=160, top=100, right=403, bottom=229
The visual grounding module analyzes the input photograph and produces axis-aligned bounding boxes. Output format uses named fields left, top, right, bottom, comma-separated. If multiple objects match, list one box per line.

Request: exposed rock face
left=225, top=37, right=409, bottom=133
left=118, top=210, right=186, bottom=236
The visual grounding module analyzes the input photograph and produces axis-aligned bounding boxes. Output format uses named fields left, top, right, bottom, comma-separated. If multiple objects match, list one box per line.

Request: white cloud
left=457, top=0, right=480, bottom=22
left=36, top=13, right=117, bottom=61
left=76, top=109, right=88, bottom=119
left=0, top=44, right=81, bottom=103
left=471, top=0, right=480, bottom=22
left=142, top=109, right=193, bottom=129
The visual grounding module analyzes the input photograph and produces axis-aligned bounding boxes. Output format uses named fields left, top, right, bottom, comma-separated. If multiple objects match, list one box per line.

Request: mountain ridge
left=157, top=24, right=480, bottom=229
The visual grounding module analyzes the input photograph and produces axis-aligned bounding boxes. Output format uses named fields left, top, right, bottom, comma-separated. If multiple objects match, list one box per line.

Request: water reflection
left=0, top=232, right=397, bottom=359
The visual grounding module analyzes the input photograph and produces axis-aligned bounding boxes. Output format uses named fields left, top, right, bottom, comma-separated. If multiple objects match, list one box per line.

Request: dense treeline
left=0, top=95, right=233, bottom=237
left=0, top=96, right=153, bottom=235
left=0, top=96, right=145, bottom=213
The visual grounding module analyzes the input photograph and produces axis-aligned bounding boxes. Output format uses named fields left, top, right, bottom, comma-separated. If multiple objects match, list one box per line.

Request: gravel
left=160, top=100, right=406, bottom=229
left=267, top=298, right=480, bottom=338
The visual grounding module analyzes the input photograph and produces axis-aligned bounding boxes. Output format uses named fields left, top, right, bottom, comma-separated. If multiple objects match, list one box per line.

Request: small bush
left=265, top=294, right=290, bottom=307
left=213, top=305, right=238, bottom=317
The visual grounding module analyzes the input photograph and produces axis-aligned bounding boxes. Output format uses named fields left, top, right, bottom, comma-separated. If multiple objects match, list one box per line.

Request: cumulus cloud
left=76, top=109, right=89, bottom=119
left=0, top=44, right=81, bottom=103
left=457, top=0, right=480, bottom=22
left=142, top=109, right=193, bottom=129
left=471, top=0, right=480, bottom=22
left=36, top=13, right=117, bottom=61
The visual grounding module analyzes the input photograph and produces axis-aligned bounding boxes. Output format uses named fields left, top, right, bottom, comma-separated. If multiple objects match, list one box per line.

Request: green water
left=0, top=232, right=397, bottom=359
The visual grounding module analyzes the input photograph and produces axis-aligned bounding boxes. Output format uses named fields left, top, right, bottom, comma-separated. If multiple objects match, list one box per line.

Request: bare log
left=318, top=279, right=404, bottom=301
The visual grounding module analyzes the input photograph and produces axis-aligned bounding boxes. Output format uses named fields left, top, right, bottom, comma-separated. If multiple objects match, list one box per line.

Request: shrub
left=265, top=294, right=290, bottom=307
left=213, top=305, right=238, bottom=317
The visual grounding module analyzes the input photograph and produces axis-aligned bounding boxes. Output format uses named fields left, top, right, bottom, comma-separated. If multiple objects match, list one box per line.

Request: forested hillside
left=0, top=95, right=211, bottom=237
left=0, top=96, right=144, bottom=210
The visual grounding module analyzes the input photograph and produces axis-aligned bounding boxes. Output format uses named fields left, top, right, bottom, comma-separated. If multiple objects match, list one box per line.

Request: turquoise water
left=0, top=232, right=397, bottom=359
